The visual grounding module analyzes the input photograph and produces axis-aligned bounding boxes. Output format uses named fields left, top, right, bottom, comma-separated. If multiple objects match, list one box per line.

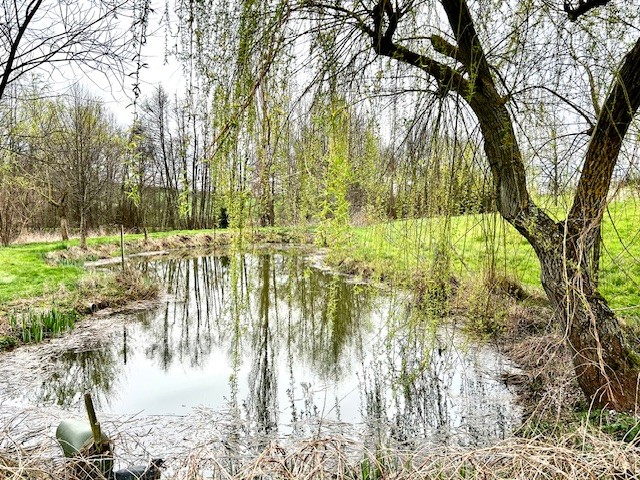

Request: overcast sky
left=65, top=5, right=185, bottom=127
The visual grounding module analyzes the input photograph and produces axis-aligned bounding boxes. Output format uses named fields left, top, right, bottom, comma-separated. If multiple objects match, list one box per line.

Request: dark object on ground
left=114, top=458, right=164, bottom=480
left=218, top=207, right=229, bottom=229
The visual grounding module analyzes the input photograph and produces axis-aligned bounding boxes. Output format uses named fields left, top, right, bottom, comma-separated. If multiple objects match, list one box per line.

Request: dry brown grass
left=2, top=427, right=640, bottom=479
left=73, top=265, right=159, bottom=314
left=14, top=227, right=122, bottom=246
left=42, top=229, right=314, bottom=266
left=449, top=274, right=586, bottom=423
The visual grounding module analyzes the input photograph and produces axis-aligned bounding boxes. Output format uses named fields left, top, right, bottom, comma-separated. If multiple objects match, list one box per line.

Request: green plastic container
left=56, top=419, right=113, bottom=476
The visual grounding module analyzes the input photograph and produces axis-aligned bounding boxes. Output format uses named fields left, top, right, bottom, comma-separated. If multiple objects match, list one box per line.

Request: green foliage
left=359, top=456, right=383, bottom=480
left=316, top=101, right=353, bottom=248
left=581, top=409, right=640, bottom=444
left=123, top=121, right=145, bottom=209
left=0, top=131, right=32, bottom=246
left=9, top=307, right=78, bottom=343
left=177, top=174, right=192, bottom=220
left=461, top=280, right=508, bottom=338
left=356, top=446, right=401, bottom=480
left=0, top=335, right=18, bottom=351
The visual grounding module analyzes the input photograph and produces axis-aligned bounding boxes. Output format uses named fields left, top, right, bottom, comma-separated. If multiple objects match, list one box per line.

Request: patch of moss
left=0, top=335, right=18, bottom=351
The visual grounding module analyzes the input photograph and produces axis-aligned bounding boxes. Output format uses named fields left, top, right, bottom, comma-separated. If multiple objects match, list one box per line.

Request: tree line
left=0, top=82, right=492, bottom=246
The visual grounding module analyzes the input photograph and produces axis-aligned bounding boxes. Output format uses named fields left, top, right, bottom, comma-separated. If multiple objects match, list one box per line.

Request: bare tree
left=0, top=0, right=141, bottom=104
left=40, top=89, right=123, bottom=248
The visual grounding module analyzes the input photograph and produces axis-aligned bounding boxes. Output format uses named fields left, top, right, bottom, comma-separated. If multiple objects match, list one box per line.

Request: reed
left=1, top=408, right=639, bottom=479
left=8, top=308, right=78, bottom=344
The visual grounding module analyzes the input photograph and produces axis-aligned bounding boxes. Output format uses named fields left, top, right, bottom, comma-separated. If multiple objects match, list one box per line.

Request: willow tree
left=299, top=0, right=640, bottom=410
left=182, top=0, right=640, bottom=410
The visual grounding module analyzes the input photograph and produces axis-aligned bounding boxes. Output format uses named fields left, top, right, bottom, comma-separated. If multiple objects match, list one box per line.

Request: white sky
left=48, top=4, right=185, bottom=128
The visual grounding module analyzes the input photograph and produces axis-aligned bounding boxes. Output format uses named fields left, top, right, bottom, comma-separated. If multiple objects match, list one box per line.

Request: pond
left=0, top=250, right=520, bottom=450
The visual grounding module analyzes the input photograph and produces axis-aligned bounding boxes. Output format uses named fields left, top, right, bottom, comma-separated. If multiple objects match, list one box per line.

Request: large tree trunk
left=471, top=53, right=640, bottom=410
left=539, top=244, right=640, bottom=410
left=360, top=0, right=640, bottom=409
left=316, top=0, right=640, bottom=407
left=471, top=87, right=640, bottom=410
left=443, top=0, right=640, bottom=410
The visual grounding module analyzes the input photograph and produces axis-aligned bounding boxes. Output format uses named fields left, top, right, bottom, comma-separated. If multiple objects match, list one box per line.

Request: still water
left=10, top=251, right=520, bottom=447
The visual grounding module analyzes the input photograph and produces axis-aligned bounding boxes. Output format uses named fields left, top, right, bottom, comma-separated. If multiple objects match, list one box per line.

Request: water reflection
left=27, top=251, right=518, bottom=447
left=38, top=347, right=119, bottom=408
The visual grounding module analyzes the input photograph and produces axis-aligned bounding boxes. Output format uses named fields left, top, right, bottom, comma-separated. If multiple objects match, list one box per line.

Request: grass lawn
left=0, top=227, right=287, bottom=306
left=1, top=198, right=639, bottom=320
left=345, top=196, right=640, bottom=317
left=0, top=242, right=82, bottom=304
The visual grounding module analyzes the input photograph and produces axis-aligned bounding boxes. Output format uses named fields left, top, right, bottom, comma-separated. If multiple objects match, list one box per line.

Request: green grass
left=0, top=226, right=300, bottom=307
left=0, top=231, right=208, bottom=305
left=0, top=242, right=83, bottom=304
left=343, top=196, right=640, bottom=317
left=1, top=197, right=639, bottom=321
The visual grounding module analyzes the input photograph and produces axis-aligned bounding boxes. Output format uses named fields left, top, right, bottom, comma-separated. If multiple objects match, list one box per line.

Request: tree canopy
left=173, top=0, right=640, bottom=409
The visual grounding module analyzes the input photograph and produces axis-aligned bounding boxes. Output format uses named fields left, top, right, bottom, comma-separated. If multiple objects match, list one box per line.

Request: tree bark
left=463, top=22, right=640, bottom=411
left=539, top=244, right=640, bottom=410
left=79, top=209, right=87, bottom=249
left=60, top=212, right=69, bottom=242
left=47, top=193, right=70, bottom=242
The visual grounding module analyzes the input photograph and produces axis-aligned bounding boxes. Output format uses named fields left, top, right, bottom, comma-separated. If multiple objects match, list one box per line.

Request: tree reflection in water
left=38, top=347, right=119, bottom=408
left=31, top=251, right=518, bottom=448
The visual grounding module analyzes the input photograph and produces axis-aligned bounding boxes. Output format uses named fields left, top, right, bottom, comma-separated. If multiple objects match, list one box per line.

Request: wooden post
left=84, top=392, right=105, bottom=454
left=120, top=224, right=125, bottom=271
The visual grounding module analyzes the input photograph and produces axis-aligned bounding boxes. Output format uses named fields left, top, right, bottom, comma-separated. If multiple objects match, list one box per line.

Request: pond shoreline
left=0, top=231, right=575, bottom=419
left=0, top=233, right=635, bottom=479
left=0, top=230, right=313, bottom=345
left=0, top=248, right=523, bottom=471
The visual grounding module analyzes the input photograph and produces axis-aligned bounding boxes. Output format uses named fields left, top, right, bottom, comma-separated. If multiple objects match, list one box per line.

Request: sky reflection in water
left=36, top=252, right=519, bottom=447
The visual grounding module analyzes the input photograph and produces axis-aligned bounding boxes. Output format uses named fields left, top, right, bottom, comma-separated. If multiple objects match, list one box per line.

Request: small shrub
left=456, top=274, right=519, bottom=338
left=0, top=335, right=18, bottom=351
left=582, top=409, right=640, bottom=444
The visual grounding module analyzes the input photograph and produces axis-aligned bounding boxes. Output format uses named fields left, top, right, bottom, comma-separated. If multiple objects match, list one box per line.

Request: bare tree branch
left=564, top=0, right=612, bottom=21
left=568, top=37, right=640, bottom=234
left=0, top=0, right=133, bottom=103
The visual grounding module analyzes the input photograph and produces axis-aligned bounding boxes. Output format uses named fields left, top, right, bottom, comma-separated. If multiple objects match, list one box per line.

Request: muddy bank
left=44, top=229, right=314, bottom=266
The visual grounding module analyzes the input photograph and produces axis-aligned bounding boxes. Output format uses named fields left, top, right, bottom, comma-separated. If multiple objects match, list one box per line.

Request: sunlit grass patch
left=346, top=197, right=640, bottom=317
left=0, top=244, right=82, bottom=304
